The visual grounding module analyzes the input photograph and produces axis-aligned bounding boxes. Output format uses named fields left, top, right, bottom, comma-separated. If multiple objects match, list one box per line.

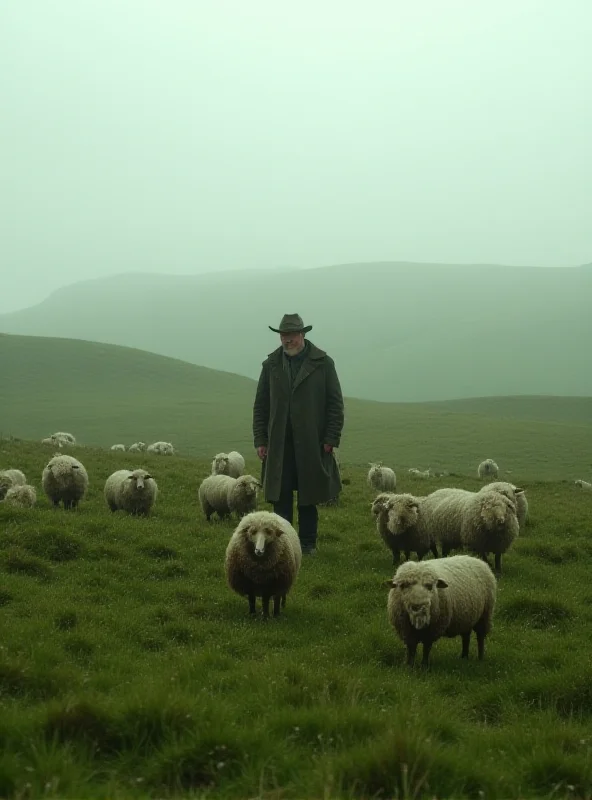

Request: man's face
left=280, top=331, right=305, bottom=356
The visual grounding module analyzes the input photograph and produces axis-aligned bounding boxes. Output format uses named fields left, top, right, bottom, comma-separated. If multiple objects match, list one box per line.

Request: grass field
left=1, top=439, right=592, bottom=799
left=2, top=333, right=592, bottom=481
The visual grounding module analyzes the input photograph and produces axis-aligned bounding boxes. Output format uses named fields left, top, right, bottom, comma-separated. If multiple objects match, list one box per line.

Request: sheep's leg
left=404, top=550, right=411, bottom=561
left=406, top=641, right=418, bottom=667
left=273, top=595, right=282, bottom=617
left=441, top=543, right=451, bottom=557
left=248, top=594, right=256, bottom=615
left=108, top=503, right=118, bottom=512
left=420, top=641, right=433, bottom=669
left=52, top=499, right=60, bottom=508
left=494, top=553, right=502, bottom=575
left=460, top=631, right=471, bottom=658
left=476, top=629, right=486, bottom=660
left=392, top=548, right=400, bottom=566
left=281, top=594, right=287, bottom=608
left=261, top=595, right=271, bottom=618
left=430, top=543, right=439, bottom=558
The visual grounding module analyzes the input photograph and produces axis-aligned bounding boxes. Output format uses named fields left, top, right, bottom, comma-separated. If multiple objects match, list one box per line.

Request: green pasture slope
left=0, top=439, right=592, bottom=798
left=1, top=333, right=592, bottom=481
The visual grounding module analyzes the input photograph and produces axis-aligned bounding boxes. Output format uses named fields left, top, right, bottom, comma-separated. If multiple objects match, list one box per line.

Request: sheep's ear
left=382, top=578, right=396, bottom=589
left=144, top=474, right=153, bottom=480
left=273, top=525, right=284, bottom=538
left=436, top=579, right=448, bottom=589
left=514, top=487, right=525, bottom=495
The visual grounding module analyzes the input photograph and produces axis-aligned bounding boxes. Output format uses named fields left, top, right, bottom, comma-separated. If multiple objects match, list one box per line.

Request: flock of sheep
left=2, top=437, right=591, bottom=667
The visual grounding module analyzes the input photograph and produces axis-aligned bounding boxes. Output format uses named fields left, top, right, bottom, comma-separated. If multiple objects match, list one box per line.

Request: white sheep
left=367, top=462, right=396, bottom=492
left=128, top=442, right=146, bottom=453
left=575, top=479, right=592, bottom=491
left=225, top=510, right=302, bottom=617
left=3, top=484, right=37, bottom=508
left=477, top=459, right=499, bottom=479
left=110, top=444, right=126, bottom=452
left=42, top=454, right=89, bottom=510
left=408, top=468, right=432, bottom=478
left=381, top=492, right=439, bottom=564
left=147, top=441, right=175, bottom=455
left=0, top=469, right=27, bottom=500
left=104, top=468, right=158, bottom=515
left=211, top=451, right=246, bottom=478
left=480, top=481, right=528, bottom=530
left=384, top=555, right=497, bottom=667
left=198, top=474, right=260, bottom=521
left=42, top=436, right=61, bottom=447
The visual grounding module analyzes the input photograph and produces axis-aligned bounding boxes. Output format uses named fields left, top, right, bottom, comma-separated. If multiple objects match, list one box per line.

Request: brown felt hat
left=269, top=313, right=312, bottom=334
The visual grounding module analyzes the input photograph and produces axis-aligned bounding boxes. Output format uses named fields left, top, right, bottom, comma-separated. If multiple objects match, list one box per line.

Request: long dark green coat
left=252, top=341, right=345, bottom=506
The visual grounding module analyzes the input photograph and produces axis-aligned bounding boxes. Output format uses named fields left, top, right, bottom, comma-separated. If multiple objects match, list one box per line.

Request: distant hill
left=1, top=333, right=591, bottom=479
left=1, top=261, right=591, bottom=402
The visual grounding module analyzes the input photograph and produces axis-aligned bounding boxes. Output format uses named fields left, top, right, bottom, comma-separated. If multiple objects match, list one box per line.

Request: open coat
left=253, top=341, right=345, bottom=506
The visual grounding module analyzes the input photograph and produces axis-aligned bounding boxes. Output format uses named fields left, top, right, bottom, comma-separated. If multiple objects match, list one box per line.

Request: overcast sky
left=1, top=1, right=591, bottom=312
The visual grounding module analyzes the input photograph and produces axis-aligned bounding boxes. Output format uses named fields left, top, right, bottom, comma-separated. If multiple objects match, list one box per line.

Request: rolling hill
left=1, top=261, right=591, bottom=402
left=1, top=333, right=591, bottom=480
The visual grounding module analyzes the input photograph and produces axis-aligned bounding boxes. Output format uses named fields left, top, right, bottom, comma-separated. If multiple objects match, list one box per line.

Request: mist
left=1, top=0, right=591, bottom=312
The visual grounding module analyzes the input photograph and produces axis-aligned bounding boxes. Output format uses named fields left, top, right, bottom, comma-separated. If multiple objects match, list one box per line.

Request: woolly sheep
left=49, top=432, right=76, bottom=446
left=382, top=493, right=439, bottom=564
left=367, top=462, right=396, bottom=492
left=228, top=475, right=261, bottom=517
left=384, top=555, right=497, bottom=667
left=198, top=474, right=260, bottom=521
left=408, top=468, right=432, bottom=478
left=211, top=451, right=246, bottom=478
left=480, top=481, right=528, bottom=529
left=225, top=510, right=302, bottom=617
left=104, top=468, right=158, bottom=515
left=3, top=484, right=37, bottom=508
left=42, top=436, right=61, bottom=447
left=477, top=459, right=499, bottom=479
left=128, top=442, right=146, bottom=453
left=110, top=444, right=126, bottom=452
left=422, top=487, right=519, bottom=574
left=42, top=454, right=89, bottom=510
left=147, top=441, right=175, bottom=455
left=575, top=479, right=592, bottom=491
left=0, top=469, right=27, bottom=500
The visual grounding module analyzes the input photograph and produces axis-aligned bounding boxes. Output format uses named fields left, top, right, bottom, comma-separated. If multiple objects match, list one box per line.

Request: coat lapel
left=292, top=357, right=320, bottom=392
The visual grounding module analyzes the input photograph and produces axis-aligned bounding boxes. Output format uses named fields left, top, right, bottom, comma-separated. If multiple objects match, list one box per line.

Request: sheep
left=128, top=442, right=146, bottom=453
left=384, top=555, right=497, bottom=668
left=211, top=451, right=246, bottom=478
left=367, top=462, right=396, bottom=492
left=225, top=510, right=302, bottom=617
left=110, top=444, right=126, bottom=452
left=382, top=492, right=439, bottom=565
left=198, top=474, right=260, bottom=521
left=480, top=481, right=528, bottom=529
left=42, top=436, right=62, bottom=447
left=0, top=469, right=27, bottom=500
left=147, top=441, right=175, bottom=455
left=477, top=459, right=499, bottom=479
left=408, top=468, right=432, bottom=478
left=49, top=431, right=77, bottom=446
left=421, top=487, right=519, bottom=575
left=42, top=454, right=89, bottom=510
left=575, top=479, right=592, bottom=491
left=104, top=468, right=158, bottom=515
left=3, top=484, right=37, bottom=508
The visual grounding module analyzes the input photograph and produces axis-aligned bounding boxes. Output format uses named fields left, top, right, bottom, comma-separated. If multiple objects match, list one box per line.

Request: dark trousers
left=273, top=426, right=318, bottom=548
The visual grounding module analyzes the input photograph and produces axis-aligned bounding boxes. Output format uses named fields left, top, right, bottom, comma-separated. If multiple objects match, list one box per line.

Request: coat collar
left=267, top=340, right=325, bottom=392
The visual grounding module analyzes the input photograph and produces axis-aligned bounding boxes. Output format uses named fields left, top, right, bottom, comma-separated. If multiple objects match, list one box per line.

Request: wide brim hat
left=269, top=313, right=312, bottom=334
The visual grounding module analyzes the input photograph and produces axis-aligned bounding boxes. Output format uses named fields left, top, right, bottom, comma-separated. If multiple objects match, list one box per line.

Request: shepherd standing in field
left=253, top=313, right=345, bottom=555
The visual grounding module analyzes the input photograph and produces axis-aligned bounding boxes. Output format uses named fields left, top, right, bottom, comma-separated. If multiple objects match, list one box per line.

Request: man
left=252, top=313, right=345, bottom=555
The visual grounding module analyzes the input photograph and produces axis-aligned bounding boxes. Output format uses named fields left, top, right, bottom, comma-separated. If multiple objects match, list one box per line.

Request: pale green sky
left=1, top=0, right=591, bottom=311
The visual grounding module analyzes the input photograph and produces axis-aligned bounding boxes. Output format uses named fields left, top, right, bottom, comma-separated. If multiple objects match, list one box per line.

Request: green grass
left=1, top=440, right=592, bottom=798
left=1, top=333, right=592, bottom=480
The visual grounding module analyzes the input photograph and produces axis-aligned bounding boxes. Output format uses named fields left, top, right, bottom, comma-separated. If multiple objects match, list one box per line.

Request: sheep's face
left=128, top=471, right=153, bottom=491
left=213, top=455, right=230, bottom=474
left=385, top=569, right=448, bottom=629
left=238, top=477, right=261, bottom=498
left=371, top=493, right=392, bottom=517
left=243, top=523, right=283, bottom=557
left=386, top=496, right=419, bottom=533
left=480, top=493, right=513, bottom=527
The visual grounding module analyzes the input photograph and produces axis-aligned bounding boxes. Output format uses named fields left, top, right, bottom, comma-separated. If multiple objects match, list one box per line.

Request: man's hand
left=323, top=444, right=333, bottom=454
left=257, top=446, right=268, bottom=460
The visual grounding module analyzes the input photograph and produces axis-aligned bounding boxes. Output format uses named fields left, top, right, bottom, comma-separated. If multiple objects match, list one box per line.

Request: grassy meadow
left=1, top=438, right=592, bottom=799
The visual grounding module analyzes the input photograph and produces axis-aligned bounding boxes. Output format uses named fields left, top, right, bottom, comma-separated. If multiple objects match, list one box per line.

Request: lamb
left=575, top=479, right=592, bottom=491
left=42, top=454, right=89, bottom=510
left=480, top=481, right=528, bottom=529
left=128, top=442, right=146, bottom=453
left=382, top=493, right=439, bottom=564
left=104, top=468, right=158, bottom=515
left=198, top=474, right=260, bottom=521
left=0, top=469, right=27, bottom=500
left=367, top=462, right=396, bottom=492
left=211, top=451, right=246, bottom=479
left=422, top=487, right=519, bottom=574
left=147, top=441, right=175, bottom=455
left=225, top=510, right=302, bottom=617
left=478, top=459, right=499, bottom=479
left=3, top=484, right=37, bottom=508
left=384, top=555, right=497, bottom=667
left=408, top=468, right=432, bottom=478
left=110, top=444, right=126, bottom=452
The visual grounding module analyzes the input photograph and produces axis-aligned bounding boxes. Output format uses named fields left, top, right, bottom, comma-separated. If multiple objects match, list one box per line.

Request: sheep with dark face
left=104, top=468, right=158, bottom=515
left=225, top=511, right=302, bottom=618
left=384, top=555, right=497, bottom=668
left=42, top=454, right=88, bottom=510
